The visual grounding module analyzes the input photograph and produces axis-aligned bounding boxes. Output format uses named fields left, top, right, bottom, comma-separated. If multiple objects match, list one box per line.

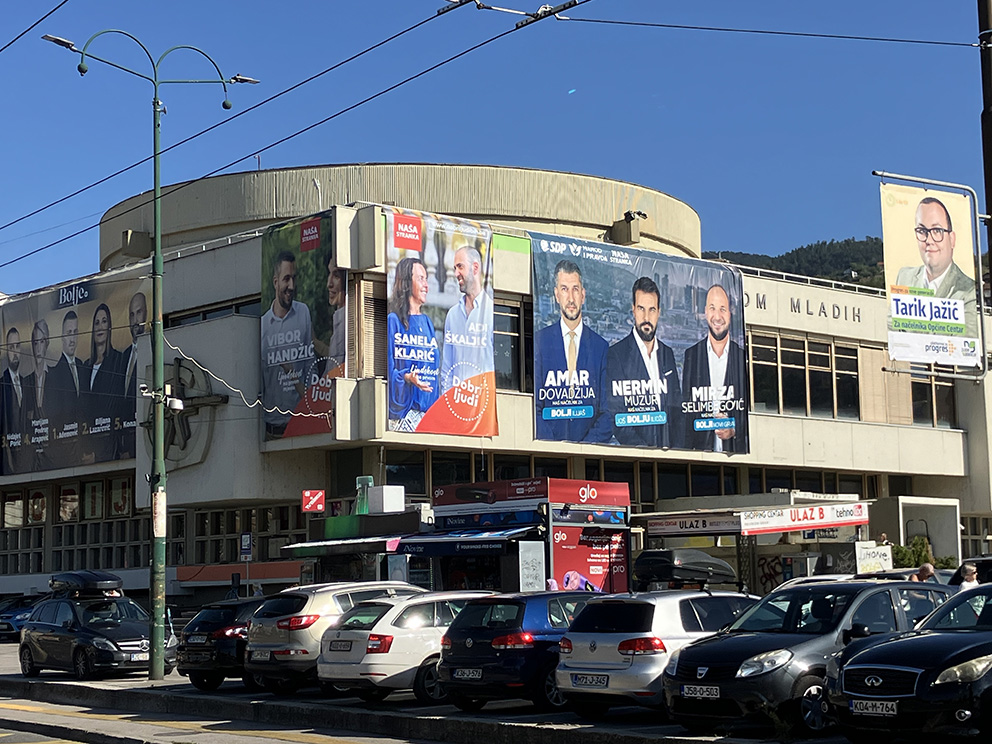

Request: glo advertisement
left=0, top=271, right=150, bottom=474
left=260, top=210, right=347, bottom=439
left=531, top=232, right=749, bottom=453
left=880, top=182, right=981, bottom=367
left=384, top=207, right=497, bottom=436
left=550, top=525, right=628, bottom=593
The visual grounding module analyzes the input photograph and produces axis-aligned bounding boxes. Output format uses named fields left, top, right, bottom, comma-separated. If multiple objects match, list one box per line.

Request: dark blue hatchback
left=438, top=591, right=591, bottom=712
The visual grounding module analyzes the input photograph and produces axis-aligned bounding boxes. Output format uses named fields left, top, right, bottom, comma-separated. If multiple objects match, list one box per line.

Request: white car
left=557, top=590, right=757, bottom=718
left=317, top=591, right=492, bottom=704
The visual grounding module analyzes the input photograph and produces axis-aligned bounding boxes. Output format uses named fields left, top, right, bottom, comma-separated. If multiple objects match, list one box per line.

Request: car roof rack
left=49, top=570, right=124, bottom=598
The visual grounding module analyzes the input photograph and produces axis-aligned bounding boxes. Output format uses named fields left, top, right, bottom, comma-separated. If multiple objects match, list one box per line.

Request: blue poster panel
left=531, top=232, right=749, bottom=453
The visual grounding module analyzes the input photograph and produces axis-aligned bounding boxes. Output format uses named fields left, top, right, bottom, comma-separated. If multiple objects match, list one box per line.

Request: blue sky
left=0, top=1, right=983, bottom=294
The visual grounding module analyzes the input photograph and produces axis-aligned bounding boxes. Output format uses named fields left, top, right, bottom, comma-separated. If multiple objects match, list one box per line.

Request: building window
left=910, top=365, right=957, bottom=428
left=658, top=463, right=689, bottom=500
left=780, top=337, right=807, bottom=416
left=431, top=451, right=472, bottom=487
left=385, top=450, right=426, bottom=496
left=835, top=346, right=860, bottom=419
left=493, top=454, right=529, bottom=481
left=494, top=303, right=522, bottom=391
left=166, top=295, right=262, bottom=327
left=534, top=458, right=568, bottom=479
left=750, top=334, right=779, bottom=413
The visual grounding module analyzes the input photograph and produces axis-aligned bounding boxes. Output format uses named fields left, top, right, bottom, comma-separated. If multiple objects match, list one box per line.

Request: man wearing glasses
left=895, top=196, right=977, bottom=335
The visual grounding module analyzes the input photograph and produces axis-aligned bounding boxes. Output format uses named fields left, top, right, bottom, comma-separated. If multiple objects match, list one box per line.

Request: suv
left=557, top=590, right=757, bottom=718
left=244, top=581, right=426, bottom=694
left=178, top=597, right=266, bottom=691
left=662, top=580, right=952, bottom=736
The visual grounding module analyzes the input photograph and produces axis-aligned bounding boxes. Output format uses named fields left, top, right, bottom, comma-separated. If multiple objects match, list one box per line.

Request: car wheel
left=73, top=649, right=93, bottom=681
left=449, top=693, right=486, bottom=712
left=188, top=672, right=224, bottom=691
left=572, top=701, right=611, bottom=720
left=18, top=646, right=39, bottom=678
left=413, top=657, right=447, bottom=705
left=531, top=664, right=568, bottom=711
left=357, top=688, right=391, bottom=703
left=262, top=676, right=301, bottom=696
left=242, top=672, right=266, bottom=692
left=793, top=675, right=829, bottom=735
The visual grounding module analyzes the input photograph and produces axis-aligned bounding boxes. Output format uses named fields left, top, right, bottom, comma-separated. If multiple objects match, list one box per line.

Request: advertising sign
left=431, top=478, right=631, bottom=511
left=384, top=207, right=497, bottom=436
left=880, top=182, right=981, bottom=367
left=0, top=272, right=150, bottom=475
left=739, top=502, right=869, bottom=536
left=855, top=541, right=893, bottom=573
left=301, top=489, right=325, bottom=513
left=550, top=525, right=628, bottom=593
left=530, top=232, right=748, bottom=452
left=260, top=210, right=347, bottom=440
left=647, top=514, right=742, bottom=537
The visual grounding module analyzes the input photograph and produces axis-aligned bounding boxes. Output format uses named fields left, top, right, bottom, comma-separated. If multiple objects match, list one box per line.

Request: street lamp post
left=44, top=30, right=257, bottom=680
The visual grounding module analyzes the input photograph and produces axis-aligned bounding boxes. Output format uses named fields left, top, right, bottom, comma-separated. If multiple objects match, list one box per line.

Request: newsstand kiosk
left=398, top=478, right=630, bottom=593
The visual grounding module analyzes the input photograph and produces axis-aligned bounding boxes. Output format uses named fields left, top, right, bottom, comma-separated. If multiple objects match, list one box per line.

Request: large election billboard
left=0, top=272, right=151, bottom=474
left=260, top=210, right=347, bottom=440
left=531, top=232, right=748, bottom=453
left=384, top=207, right=497, bottom=436
left=880, top=182, right=981, bottom=367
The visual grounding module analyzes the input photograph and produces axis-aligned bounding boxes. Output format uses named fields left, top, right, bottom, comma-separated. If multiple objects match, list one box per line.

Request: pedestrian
left=253, top=584, right=264, bottom=597
left=958, top=563, right=980, bottom=593
left=910, top=563, right=935, bottom=582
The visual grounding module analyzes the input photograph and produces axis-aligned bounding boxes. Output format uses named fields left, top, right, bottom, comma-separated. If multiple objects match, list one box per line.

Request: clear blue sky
left=0, top=1, right=983, bottom=294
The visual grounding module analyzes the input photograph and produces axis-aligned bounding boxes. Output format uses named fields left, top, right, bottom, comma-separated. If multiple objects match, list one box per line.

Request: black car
left=662, top=580, right=952, bottom=736
left=178, top=597, right=266, bottom=691
left=826, top=584, right=992, bottom=742
left=438, top=591, right=591, bottom=712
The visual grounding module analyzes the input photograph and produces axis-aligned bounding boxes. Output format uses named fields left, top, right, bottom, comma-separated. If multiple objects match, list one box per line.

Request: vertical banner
left=384, top=207, right=497, bottom=436
left=530, top=232, right=748, bottom=453
left=0, top=273, right=151, bottom=474
left=880, top=182, right=981, bottom=367
left=260, top=210, right=347, bottom=440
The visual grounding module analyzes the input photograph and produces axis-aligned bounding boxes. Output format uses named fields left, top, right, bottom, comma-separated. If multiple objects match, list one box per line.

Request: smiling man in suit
left=45, top=310, right=86, bottom=466
left=533, top=259, right=611, bottom=442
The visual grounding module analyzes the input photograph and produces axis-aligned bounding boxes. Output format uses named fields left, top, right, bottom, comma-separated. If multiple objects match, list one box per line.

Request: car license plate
left=851, top=699, right=897, bottom=716
left=328, top=640, right=351, bottom=652
left=250, top=650, right=270, bottom=661
left=0, top=623, right=10, bottom=632
left=186, top=634, right=207, bottom=645
left=130, top=652, right=150, bottom=662
left=682, top=684, right=719, bottom=699
left=184, top=651, right=211, bottom=663
left=453, top=668, right=482, bottom=680
left=572, top=673, right=608, bottom=688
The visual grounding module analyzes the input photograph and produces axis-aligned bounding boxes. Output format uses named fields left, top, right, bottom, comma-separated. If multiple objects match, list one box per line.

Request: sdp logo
left=578, top=484, right=598, bottom=503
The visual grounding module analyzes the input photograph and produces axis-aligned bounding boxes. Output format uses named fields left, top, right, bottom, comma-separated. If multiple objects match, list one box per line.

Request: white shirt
left=707, top=339, right=731, bottom=452
left=559, top=317, right=584, bottom=350
left=958, top=578, right=980, bottom=593
left=924, top=265, right=950, bottom=292
left=632, top=332, right=662, bottom=410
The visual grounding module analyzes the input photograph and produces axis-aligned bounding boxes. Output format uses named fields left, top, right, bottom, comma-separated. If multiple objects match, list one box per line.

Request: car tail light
left=440, top=635, right=451, bottom=650
left=617, top=637, right=666, bottom=655
left=211, top=624, right=248, bottom=640
left=276, top=614, right=320, bottom=631
left=366, top=634, right=393, bottom=654
left=559, top=637, right=573, bottom=655
left=491, top=632, right=534, bottom=649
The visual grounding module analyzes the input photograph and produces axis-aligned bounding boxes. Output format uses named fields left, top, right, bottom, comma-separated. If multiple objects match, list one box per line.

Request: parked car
left=826, top=584, right=992, bottom=742
left=438, top=591, right=591, bottom=712
left=854, top=568, right=955, bottom=584
left=662, top=580, right=952, bottom=736
left=244, top=581, right=427, bottom=695
left=0, top=594, right=49, bottom=641
left=19, top=571, right=178, bottom=680
left=177, top=597, right=266, bottom=691
left=773, top=574, right=853, bottom=592
left=557, top=590, right=757, bottom=718
left=316, top=591, right=492, bottom=704
left=947, top=555, right=992, bottom=586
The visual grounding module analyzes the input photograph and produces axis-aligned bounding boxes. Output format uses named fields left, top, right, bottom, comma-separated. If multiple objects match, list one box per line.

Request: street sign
left=302, top=489, right=325, bottom=513
left=240, top=532, right=252, bottom=561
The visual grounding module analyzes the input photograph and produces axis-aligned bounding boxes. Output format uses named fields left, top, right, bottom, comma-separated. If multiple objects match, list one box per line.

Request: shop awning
left=282, top=535, right=406, bottom=558
left=637, top=501, right=870, bottom=538
left=397, top=527, right=539, bottom=556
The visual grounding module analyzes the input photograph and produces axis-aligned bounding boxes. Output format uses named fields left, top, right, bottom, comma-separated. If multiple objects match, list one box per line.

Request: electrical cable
left=561, top=16, right=978, bottom=48
left=0, top=7, right=443, bottom=237
left=0, top=0, right=70, bottom=57
left=0, top=1, right=590, bottom=271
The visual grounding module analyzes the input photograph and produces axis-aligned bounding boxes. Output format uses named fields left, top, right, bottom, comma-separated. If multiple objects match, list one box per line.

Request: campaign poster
left=530, top=232, right=749, bottom=453
left=0, top=271, right=151, bottom=474
left=880, top=182, right=981, bottom=367
left=384, top=207, right=497, bottom=436
left=260, top=209, right=347, bottom=440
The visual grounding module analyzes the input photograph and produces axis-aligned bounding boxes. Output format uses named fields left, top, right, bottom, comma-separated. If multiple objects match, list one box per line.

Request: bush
left=891, top=535, right=955, bottom=570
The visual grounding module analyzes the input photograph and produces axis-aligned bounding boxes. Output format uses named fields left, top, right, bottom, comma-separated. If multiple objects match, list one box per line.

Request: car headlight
left=737, top=649, right=793, bottom=678
left=665, top=647, right=681, bottom=676
left=166, top=634, right=179, bottom=649
left=933, top=654, right=992, bottom=686
left=13, top=612, right=31, bottom=622
left=92, top=637, right=118, bottom=652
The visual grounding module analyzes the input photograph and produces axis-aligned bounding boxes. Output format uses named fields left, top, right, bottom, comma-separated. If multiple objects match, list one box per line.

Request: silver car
left=244, top=581, right=426, bottom=694
left=557, top=590, right=757, bottom=718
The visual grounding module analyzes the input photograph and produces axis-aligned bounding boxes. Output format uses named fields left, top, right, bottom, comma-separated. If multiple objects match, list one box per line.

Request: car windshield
left=75, top=598, right=150, bottom=625
left=453, top=601, right=524, bottom=630
left=729, top=587, right=857, bottom=634
left=921, top=587, right=992, bottom=630
left=336, top=602, right=391, bottom=631
left=569, top=602, right=653, bottom=633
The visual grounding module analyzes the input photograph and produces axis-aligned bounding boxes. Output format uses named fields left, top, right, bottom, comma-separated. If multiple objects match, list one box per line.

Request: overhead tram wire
left=0, top=0, right=592, bottom=272
left=559, top=16, right=978, bottom=49
left=0, top=5, right=448, bottom=237
left=0, top=0, right=71, bottom=56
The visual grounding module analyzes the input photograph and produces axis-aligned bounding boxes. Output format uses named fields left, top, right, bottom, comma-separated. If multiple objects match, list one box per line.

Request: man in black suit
left=606, top=276, right=683, bottom=448
left=1, top=327, right=30, bottom=474
left=681, top=284, right=749, bottom=452
left=45, top=310, right=86, bottom=467
left=118, top=292, right=147, bottom=458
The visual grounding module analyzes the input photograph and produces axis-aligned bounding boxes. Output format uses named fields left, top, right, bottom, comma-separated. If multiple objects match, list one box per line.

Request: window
left=166, top=295, right=261, bottom=328
left=750, top=334, right=779, bottom=413
left=494, top=303, right=522, bottom=391
left=911, top=364, right=956, bottom=429
left=493, top=455, right=529, bottom=481
left=432, top=451, right=471, bottom=487
left=385, top=450, right=426, bottom=496
left=534, top=458, right=567, bottom=479
left=835, top=346, right=860, bottom=419
left=780, top=337, right=807, bottom=415
left=658, top=463, right=688, bottom=500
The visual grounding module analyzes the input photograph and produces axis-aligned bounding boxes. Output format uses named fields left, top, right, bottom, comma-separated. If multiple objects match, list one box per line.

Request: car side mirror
left=843, top=623, right=871, bottom=645
left=61, top=619, right=73, bottom=630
